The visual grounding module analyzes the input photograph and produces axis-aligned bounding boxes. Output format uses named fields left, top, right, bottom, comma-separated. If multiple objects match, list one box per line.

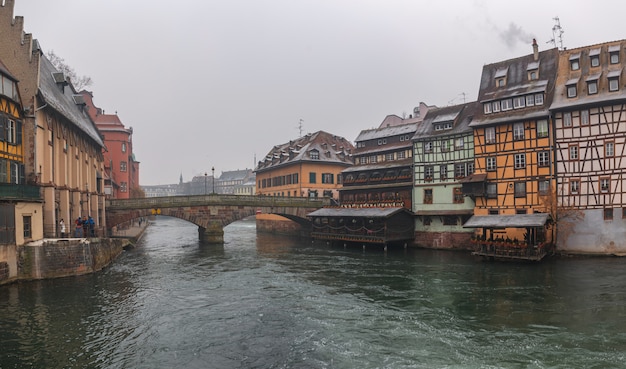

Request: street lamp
left=204, top=172, right=207, bottom=195
left=212, top=166, right=215, bottom=194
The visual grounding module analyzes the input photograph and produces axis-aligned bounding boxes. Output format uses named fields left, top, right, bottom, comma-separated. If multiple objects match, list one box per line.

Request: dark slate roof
left=470, top=47, right=559, bottom=127
left=219, top=169, right=253, bottom=181
left=551, top=40, right=626, bottom=110
left=463, top=213, right=550, bottom=228
left=355, top=122, right=416, bottom=142
left=255, top=131, right=354, bottom=172
left=308, top=207, right=412, bottom=218
left=412, top=101, right=479, bottom=140
left=38, top=56, right=103, bottom=147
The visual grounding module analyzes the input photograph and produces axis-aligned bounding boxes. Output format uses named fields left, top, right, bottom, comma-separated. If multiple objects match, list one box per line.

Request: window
left=570, top=57, right=580, bottom=71
left=120, top=182, right=127, bottom=192
left=310, top=150, right=319, bottom=160
left=563, top=112, right=572, bottom=127
left=23, top=215, right=32, bottom=239
left=322, top=173, right=333, bottom=184
left=121, top=142, right=126, bottom=153
left=424, top=165, right=434, bottom=180
left=440, top=165, right=448, bottom=180
left=455, top=137, right=464, bottom=150
left=526, top=94, right=535, bottom=106
left=501, top=99, right=513, bottom=111
left=492, top=101, right=501, bottom=113
left=529, top=70, right=538, bottom=80
left=535, top=94, right=544, bottom=105
left=600, top=178, right=610, bottom=193
left=590, top=52, right=600, bottom=67
left=377, top=139, right=386, bottom=145
left=467, top=161, right=475, bottom=175
left=423, top=216, right=431, bottom=226
left=514, top=153, right=526, bottom=169
left=610, top=48, right=620, bottom=64
left=397, top=151, right=406, bottom=159
left=453, top=188, right=464, bottom=204
left=0, top=158, right=6, bottom=182
left=293, top=173, right=299, bottom=184
left=538, top=180, right=550, bottom=195
left=588, top=80, right=598, bottom=95
left=570, top=180, right=580, bottom=194
left=496, top=78, right=505, bottom=87
left=604, top=208, right=614, bottom=221
left=441, top=140, right=450, bottom=152
left=424, top=141, right=433, bottom=153
left=488, top=209, right=499, bottom=215
left=484, top=103, right=492, bottom=114
left=455, top=163, right=466, bottom=178
left=309, top=172, right=317, bottom=183
left=581, top=110, right=589, bottom=125
left=606, top=141, right=615, bottom=157
left=569, top=145, right=579, bottom=160
left=486, top=183, right=497, bottom=198
left=424, top=189, right=433, bottom=204
left=369, top=155, right=377, bottom=164
left=538, top=151, right=550, bottom=167
left=485, top=127, right=496, bottom=144
left=385, top=153, right=394, bottom=161
left=609, top=76, right=620, bottom=92
left=486, top=157, right=496, bottom=171
left=514, top=182, right=526, bottom=198
left=567, top=84, right=577, bottom=98
left=513, top=96, right=526, bottom=109
left=443, top=216, right=458, bottom=226
left=513, top=122, right=524, bottom=140
left=120, top=161, right=127, bottom=172
left=537, top=119, right=548, bottom=138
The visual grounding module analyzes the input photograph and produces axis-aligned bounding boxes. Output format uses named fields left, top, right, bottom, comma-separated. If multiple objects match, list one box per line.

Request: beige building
left=0, top=2, right=106, bottom=237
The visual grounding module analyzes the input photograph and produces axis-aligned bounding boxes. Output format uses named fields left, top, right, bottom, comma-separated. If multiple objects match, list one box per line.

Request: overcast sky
left=11, top=0, right=626, bottom=185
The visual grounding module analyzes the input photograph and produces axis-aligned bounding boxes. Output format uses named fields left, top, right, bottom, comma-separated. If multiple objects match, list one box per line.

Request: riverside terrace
left=105, top=194, right=329, bottom=243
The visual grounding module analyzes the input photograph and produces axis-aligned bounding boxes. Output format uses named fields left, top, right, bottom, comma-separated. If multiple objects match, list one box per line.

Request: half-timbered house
left=412, top=101, right=478, bottom=249
left=463, top=40, right=558, bottom=259
left=550, top=40, right=626, bottom=254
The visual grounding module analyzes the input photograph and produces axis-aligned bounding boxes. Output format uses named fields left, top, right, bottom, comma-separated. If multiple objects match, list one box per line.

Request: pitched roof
left=470, top=47, right=559, bottom=127
left=255, top=131, right=354, bottom=172
left=412, top=101, right=479, bottom=140
left=38, top=56, right=104, bottom=147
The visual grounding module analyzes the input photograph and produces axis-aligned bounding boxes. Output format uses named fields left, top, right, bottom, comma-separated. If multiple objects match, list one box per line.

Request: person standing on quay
left=59, top=219, right=66, bottom=238
left=75, top=217, right=83, bottom=237
left=88, top=216, right=95, bottom=237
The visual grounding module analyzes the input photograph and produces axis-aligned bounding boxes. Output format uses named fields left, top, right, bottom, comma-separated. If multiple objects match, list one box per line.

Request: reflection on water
left=1, top=216, right=626, bottom=368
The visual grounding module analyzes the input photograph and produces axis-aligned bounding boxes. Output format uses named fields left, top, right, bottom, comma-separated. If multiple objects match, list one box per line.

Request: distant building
left=80, top=91, right=139, bottom=199
left=255, top=131, right=354, bottom=199
left=142, top=184, right=181, bottom=198
left=216, top=169, right=254, bottom=194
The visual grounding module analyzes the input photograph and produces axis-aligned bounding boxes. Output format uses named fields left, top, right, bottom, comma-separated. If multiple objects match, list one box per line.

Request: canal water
left=1, top=216, right=626, bottom=369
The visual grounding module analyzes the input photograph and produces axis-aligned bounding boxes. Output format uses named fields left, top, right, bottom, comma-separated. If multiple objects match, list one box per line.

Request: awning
left=308, top=207, right=411, bottom=218
left=463, top=213, right=551, bottom=228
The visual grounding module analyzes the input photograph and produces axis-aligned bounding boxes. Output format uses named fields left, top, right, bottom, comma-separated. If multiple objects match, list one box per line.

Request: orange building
left=80, top=91, right=139, bottom=199
left=463, top=40, right=558, bottom=254
left=255, top=131, right=354, bottom=199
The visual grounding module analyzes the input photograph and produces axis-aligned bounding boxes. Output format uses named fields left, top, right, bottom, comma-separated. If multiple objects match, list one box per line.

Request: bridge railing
left=107, top=194, right=330, bottom=210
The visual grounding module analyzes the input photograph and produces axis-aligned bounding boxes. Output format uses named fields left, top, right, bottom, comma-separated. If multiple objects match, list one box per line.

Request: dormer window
left=494, top=67, right=508, bottom=87
left=527, top=61, right=539, bottom=80
left=492, top=101, right=501, bottom=113
left=566, top=78, right=579, bottom=98
left=608, top=69, right=621, bottom=92
left=609, top=45, right=620, bottom=64
left=589, top=48, right=601, bottom=67
left=309, top=149, right=319, bottom=160
left=483, top=102, right=492, bottom=114
left=586, top=73, right=601, bottom=95
left=569, top=53, right=581, bottom=71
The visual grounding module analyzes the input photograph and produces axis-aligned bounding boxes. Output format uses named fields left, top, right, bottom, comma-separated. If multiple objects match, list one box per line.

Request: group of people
left=58, top=216, right=96, bottom=238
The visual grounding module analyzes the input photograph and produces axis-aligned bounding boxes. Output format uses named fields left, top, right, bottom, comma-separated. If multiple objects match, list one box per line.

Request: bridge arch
left=106, top=195, right=328, bottom=243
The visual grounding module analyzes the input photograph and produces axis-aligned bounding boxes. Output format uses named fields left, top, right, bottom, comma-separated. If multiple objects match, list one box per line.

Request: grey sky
left=12, top=0, right=626, bottom=185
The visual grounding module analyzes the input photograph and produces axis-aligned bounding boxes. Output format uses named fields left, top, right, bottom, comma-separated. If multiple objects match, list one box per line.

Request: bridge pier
left=199, top=221, right=224, bottom=244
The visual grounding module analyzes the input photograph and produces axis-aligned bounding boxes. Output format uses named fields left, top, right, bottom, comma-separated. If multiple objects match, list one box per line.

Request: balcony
left=0, top=183, right=42, bottom=200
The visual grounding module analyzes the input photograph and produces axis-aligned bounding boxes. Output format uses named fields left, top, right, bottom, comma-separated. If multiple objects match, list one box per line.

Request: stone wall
left=413, top=231, right=472, bottom=250
left=256, top=214, right=304, bottom=236
left=0, top=244, right=18, bottom=285
left=16, top=238, right=127, bottom=282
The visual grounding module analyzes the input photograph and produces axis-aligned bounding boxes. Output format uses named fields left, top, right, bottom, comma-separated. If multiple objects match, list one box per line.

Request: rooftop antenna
left=460, top=92, right=467, bottom=103
left=548, top=16, right=565, bottom=50
left=297, top=119, right=304, bottom=137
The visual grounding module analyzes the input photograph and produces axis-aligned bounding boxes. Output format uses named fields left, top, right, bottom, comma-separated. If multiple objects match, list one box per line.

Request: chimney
left=532, top=38, right=539, bottom=61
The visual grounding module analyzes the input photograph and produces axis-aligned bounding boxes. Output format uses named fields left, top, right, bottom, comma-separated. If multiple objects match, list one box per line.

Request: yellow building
left=463, top=40, right=558, bottom=256
left=255, top=131, right=354, bottom=199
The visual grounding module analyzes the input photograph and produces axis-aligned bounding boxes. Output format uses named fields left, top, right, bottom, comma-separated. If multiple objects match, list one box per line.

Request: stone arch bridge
left=106, top=194, right=329, bottom=243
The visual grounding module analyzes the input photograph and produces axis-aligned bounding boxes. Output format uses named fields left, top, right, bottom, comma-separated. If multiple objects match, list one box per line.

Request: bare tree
left=46, top=50, right=93, bottom=91
left=538, top=184, right=585, bottom=246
